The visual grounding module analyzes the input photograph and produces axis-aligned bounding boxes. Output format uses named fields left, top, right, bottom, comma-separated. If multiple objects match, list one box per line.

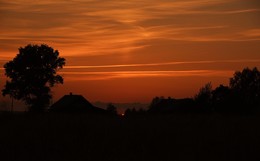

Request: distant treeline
left=124, top=67, right=260, bottom=116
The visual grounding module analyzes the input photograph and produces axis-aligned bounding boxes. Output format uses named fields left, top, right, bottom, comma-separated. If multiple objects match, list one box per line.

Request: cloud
left=1, top=0, right=260, bottom=58
left=59, top=58, right=260, bottom=80
left=61, top=70, right=234, bottom=81
left=64, top=59, right=260, bottom=69
left=240, top=29, right=260, bottom=38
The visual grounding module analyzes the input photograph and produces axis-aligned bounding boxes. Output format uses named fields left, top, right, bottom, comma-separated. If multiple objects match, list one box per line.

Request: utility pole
left=11, top=96, right=14, bottom=112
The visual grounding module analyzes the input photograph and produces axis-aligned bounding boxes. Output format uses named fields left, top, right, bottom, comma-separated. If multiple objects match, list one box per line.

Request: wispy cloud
left=64, top=59, right=260, bottom=69
left=240, top=29, right=260, bottom=38
left=62, top=70, right=234, bottom=81
left=60, top=59, right=259, bottom=80
left=0, top=0, right=260, bottom=57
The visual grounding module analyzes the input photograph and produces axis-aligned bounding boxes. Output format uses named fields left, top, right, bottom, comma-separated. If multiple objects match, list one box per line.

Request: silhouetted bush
left=106, top=103, right=118, bottom=115
left=148, top=97, right=196, bottom=113
left=124, top=107, right=147, bottom=117
left=194, top=82, right=213, bottom=111
left=211, top=85, right=233, bottom=112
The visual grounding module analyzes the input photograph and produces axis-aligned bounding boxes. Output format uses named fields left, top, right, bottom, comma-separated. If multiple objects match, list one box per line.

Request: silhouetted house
left=49, top=93, right=105, bottom=113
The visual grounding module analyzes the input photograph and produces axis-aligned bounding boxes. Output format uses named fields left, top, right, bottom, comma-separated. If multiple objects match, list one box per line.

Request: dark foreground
left=0, top=112, right=260, bottom=161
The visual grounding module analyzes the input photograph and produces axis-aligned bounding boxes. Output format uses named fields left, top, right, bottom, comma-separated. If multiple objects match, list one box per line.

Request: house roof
left=49, top=93, right=104, bottom=112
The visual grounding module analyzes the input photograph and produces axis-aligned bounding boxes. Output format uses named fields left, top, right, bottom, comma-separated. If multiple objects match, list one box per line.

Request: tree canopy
left=147, top=67, right=260, bottom=114
left=206, top=67, right=260, bottom=112
left=2, top=44, right=66, bottom=112
left=229, top=67, right=260, bottom=110
left=106, top=103, right=117, bottom=115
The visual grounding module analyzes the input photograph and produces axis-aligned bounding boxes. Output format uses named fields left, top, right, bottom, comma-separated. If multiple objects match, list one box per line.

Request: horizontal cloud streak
left=65, top=59, right=260, bottom=69
left=62, top=70, right=234, bottom=81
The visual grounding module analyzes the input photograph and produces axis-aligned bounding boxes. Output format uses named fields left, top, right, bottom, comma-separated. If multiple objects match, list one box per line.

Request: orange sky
left=1, top=0, right=260, bottom=107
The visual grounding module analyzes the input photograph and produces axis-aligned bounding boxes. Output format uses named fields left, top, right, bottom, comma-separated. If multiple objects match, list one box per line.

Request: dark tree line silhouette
left=148, top=67, right=260, bottom=114
left=124, top=107, right=146, bottom=117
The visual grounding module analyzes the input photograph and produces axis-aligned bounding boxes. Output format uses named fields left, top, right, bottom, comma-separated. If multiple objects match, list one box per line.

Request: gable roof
left=49, top=93, right=104, bottom=112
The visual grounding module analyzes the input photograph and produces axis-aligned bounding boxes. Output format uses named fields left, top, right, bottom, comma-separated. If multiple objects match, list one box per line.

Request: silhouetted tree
left=229, top=67, right=260, bottom=111
left=106, top=103, right=117, bottom=115
left=194, top=82, right=212, bottom=111
left=138, top=108, right=146, bottom=114
left=124, top=108, right=139, bottom=117
left=212, top=85, right=232, bottom=112
left=148, top=96, right=168, bottom=111
left=149, top=96, right=160, bottom=110
left=131, top=108, right=137, bottom=114
left=124, top=108, right=132, bottom=117
left=2, top=44, right=65, bottom=112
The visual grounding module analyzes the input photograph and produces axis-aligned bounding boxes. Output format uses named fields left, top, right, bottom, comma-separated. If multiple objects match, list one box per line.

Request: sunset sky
left=0, top=0, right=260, bottom=107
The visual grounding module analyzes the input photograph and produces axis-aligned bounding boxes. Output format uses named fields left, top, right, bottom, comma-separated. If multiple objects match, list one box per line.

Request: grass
left=0, top=112, right=260, bottom=161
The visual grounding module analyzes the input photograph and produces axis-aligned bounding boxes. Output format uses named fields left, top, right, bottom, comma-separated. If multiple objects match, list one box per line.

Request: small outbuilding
left=49, top=93, right=105, bottom=113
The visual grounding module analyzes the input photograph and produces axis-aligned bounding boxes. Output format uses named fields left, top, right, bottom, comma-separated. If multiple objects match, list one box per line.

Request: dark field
left=0, top=112, right=260, bottom=161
